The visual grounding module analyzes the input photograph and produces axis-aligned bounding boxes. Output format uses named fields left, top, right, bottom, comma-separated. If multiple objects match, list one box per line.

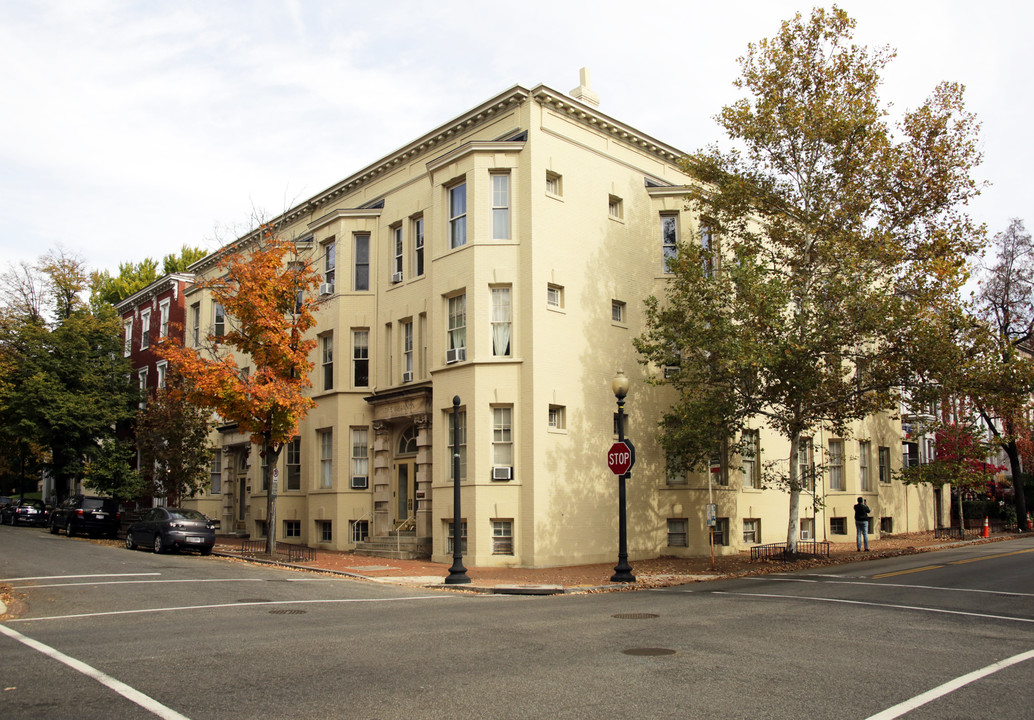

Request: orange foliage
left=158, top=225, right=319, bottom=449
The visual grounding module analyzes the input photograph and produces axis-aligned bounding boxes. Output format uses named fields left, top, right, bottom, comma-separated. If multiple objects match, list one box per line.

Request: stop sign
left=607, top=440, right=636, bottom=475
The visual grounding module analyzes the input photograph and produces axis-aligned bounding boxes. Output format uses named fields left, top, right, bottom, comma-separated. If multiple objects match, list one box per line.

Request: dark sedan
left=1, top=498, right=49, bottom=526
left=125, top=507, right=216, bottom=555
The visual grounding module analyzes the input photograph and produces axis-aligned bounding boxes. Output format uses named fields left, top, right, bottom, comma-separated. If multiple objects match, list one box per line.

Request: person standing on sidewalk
left=854, top=497, right=871, bottom=551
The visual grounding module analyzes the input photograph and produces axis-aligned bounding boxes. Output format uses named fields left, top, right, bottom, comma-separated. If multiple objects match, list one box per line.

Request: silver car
left=126, top=507, right=215, bottom=555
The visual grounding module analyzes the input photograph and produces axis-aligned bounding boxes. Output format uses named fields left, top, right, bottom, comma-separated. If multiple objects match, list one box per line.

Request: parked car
left=125, top=507, right=215, bottom=555
left=1, top=498, right=49, bottom=526
left=49, top=495, right=121, bottom=538
left=0, top=496, right=12, bottom=510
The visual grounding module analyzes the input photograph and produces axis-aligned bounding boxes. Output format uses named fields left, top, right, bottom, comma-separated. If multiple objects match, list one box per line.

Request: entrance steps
left=353, top=532, right=432, bottom=560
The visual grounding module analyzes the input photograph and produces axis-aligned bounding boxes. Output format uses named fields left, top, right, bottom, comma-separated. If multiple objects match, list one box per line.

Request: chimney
left=569, top=67, right=599, bottom=108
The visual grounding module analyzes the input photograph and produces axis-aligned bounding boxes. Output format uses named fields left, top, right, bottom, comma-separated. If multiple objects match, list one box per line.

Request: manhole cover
left=269, top=609, right=307, bottom=615
left=612, top=613, right=659, bottom=620
left=622, top=648, right=676, bottom=656
left=237, top=598, right=272, bottom=603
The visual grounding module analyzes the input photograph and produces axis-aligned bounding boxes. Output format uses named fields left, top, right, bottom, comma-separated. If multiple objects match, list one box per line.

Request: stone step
left=353, top=534, right=432, bottom=560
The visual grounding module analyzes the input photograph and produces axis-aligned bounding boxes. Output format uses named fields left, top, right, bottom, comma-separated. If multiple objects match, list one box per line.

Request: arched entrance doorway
left=393, top=425, right=418, bottom=526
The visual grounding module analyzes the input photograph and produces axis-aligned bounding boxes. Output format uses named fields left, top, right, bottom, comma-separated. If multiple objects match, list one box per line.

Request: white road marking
left=13, top=578, right=264, bottom=589
left=9, top=594, right=461, bottom=623
left=712, top=591, right=1034, bottom=623
left=0, top=624, right=191, bottom=720
left=864, top=649, right=1034, bottom=720
left=747, top=576, right=1034, bottom=597
left=0, top=573, right=160, bottom=582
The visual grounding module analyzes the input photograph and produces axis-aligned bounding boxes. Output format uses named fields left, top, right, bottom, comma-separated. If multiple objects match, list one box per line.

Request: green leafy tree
left=635, top=7, right=985, bottom=551
left=134, top=372, right=214, bottom=506
left=84, top=438, right=146, bottom=502
left=162, top=245, right=208, bottom=274
left=89, top=245, right=207, bottom=307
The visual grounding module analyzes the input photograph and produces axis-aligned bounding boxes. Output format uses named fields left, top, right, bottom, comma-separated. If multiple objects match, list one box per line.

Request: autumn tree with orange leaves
left=160, top=225, right=320, bottom=554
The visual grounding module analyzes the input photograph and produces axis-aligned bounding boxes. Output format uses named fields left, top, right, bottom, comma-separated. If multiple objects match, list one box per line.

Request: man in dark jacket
left=854, top=497, right=870, bottom=551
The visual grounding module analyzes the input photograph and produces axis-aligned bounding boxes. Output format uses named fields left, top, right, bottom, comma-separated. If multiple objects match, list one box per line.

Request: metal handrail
left=392, top=516, right=416, bottom=553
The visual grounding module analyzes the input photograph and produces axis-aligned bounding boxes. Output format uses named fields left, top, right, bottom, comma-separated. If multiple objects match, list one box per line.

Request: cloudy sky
left=1, top=1, right=1029, bottom=277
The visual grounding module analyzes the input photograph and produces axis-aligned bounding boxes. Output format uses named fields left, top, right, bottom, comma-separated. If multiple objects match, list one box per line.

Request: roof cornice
left=114, top=273, right=194, bottom=312
left=307, top=207, right=383, bottom=232
left=425, top=140, right=526, bottom=175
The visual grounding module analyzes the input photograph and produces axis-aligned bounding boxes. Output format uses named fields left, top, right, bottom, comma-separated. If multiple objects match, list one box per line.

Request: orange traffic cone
left=981, top=516, right=990, bottom=538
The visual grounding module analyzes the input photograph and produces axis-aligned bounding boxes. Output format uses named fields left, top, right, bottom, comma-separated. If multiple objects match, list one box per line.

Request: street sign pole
left=610, top=396, right=635, bottom=583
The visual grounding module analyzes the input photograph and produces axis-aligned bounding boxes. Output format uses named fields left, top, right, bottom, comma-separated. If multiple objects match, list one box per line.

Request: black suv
left=49, top=495, right=121, bottom=538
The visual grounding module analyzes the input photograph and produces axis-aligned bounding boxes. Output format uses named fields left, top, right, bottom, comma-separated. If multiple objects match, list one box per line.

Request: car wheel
left=200, top=546, right=213, bottom=556
left=49, top=521, right=58, bottom=534
left=125, top=532, right=136, bottom=550
left=153, top=533, right=164, bottom=554
left=66, top=522, right=75, bottom=537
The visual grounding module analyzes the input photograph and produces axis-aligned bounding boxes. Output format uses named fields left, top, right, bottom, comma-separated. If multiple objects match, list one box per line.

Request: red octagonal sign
left=607, top=440, right=636, bottom=475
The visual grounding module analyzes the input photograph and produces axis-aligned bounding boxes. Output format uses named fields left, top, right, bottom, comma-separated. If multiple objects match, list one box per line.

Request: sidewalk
left=212, top=530, right=1024, bottom=595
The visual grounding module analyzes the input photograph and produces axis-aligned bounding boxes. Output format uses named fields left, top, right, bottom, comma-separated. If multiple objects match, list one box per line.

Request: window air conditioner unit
left=402, top=371, right=413, bottom=383
left=445, top=348, right=466, bottom=364
left=391, top=272, right=403, bottom=284
left=800, top=530, right=811, bottom=540
left=350, top=476, right=368, bottom=489
left=492, top=466, right=512, bottom=481
left=663, top=366, right=678, bottom=379
left=320, top=283, right=335, bottom=296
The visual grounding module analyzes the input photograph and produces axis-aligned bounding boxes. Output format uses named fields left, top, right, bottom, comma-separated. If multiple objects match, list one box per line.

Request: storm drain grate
left=612, top=613, right=659, bottom=620
left=622, top=648, right=676, bottom=656
left=269, top=609, right=307, bottom=615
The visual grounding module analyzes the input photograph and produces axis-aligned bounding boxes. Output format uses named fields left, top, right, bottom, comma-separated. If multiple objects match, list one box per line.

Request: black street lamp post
left=445, top=395, right=470, bottom=585
left=611, top=371, right=636, bottom=583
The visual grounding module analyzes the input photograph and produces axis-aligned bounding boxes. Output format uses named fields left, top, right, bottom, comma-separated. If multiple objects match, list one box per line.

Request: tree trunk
left=955, top=485, right=965, bottom=537
left=786, top=434, right=801, bottom=553
left=263, top=441, right=281, bottom=556
left=1003, top=438, right=1028, bottom=531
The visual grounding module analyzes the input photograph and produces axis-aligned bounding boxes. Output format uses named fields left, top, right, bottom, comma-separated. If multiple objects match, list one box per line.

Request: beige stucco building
left=182, top=75, right=941, bottom=567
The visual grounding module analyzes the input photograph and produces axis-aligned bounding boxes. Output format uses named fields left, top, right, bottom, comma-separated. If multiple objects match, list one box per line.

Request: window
left=611, top=300, right=626, bottom=324
left=742, top=429, right=761, bottom=489
left=213, top=303, right=225, bottom=338
left=548, top=405, right=566, bottom=431
left=711, top=443, right=729, bottom=487
left=713, top=517, right=730, bottom=546
left=830, top=517, right=847, bottom=535
left=799, top=438, right=814, bottom=491
left=284, top=520, right=301, bottom=538
left=449, top=182, right=467, bottom=248
left=881, top=517, right=893, bottom=533
left=210, top=450, right=222, bottom=495
left=123, top=320, right=132, bottom=356
left=493, top=406, right=513, bottom=470
left=286, top=437, right=301, bottom=491
left=547, top=284, right=564, bottom=309
left=140, top=310, right=151, bottom=350
left=413, top=217, right=425, bottom=277
left=353, top=234, right=369, bottom=291
left=608, top=194, right=623, bottom=219
left=492, top=173, right=509, bottom=239
left=661, top=213, right=678, bottom=270
left=545, top=171, right=562, bottom=197
left=321, top=333, right=333, bottom=391
left=156, top=361, right=167, bottom=390
left=445, top=519, right=467, bottom=553
left=317, top=520, right=332, bottom=543
left=352, top=330, right=369, bottom=387
left=351, top=427, right=369, bottom=485
left=859, top=441, right=872, bottom=492
left=491, top=287, right=511, bottom=356
left=449, top=409, right=467, bottom=480
left=319, top=429, right=333, bottom=489
left=743, top=518, right=761, bottom=544
left=667, top=519, right=688, bottom=547
left=401, top=321, right=414, bottom=381
left=137, top=368, right=148, bottom=407
left=324, top=238, right=336, bottom=290
left=392, top=225, right=403, bottom=280
left=829, top=440, right=845, bottom=491
left=350, top=519, right=370, bottom=543
left=447, top=294, right=466, bottom=358
left=159, top=299, right=170, bottom=338
left=492, top=519, right=513, bottom=555
left=800, top=517, right=814, bottom=540
left=701, top=226, right=714, bottom=277
left=667, top=467, right=688, bottom=486
left=190, top=303, right=200, bottom=346
left=878, top=446, right=891, bottom=484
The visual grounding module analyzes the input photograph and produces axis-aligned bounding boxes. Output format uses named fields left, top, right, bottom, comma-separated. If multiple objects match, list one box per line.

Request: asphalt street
left=2, top=526, right=1032, bottom=719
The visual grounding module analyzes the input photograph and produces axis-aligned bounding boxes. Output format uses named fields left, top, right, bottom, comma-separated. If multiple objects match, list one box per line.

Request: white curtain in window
left=492, top=288, right=511, bottom=356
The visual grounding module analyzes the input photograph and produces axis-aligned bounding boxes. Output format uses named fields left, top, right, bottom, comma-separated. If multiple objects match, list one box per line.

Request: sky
left=1, top=0, right=1030, bottom=277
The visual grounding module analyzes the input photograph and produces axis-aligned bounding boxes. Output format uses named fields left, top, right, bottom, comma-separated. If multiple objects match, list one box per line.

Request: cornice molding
left=307, top=207, right=383, bottom=232
left=115, top=273, right=194, bottom=313
left=425, top=140, right=527, bottom=175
